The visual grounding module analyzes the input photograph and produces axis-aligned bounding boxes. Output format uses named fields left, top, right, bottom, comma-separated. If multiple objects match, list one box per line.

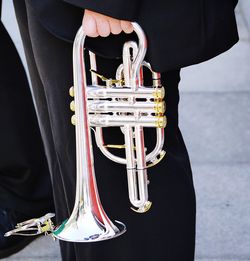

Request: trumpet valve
left=69, top=86, right=74, bottom=97
left=70, top=101, right=75, bottom=111
left=71, top=115, right=76, bottom=125
left=154, top=101, right=166, bottom=114
left=156, top=116, right=167, bottom=128
left=153, top=87, right=165, bottom=99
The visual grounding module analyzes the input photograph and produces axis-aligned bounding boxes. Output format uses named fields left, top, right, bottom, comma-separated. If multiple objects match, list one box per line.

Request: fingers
left=95, top=15, right=111, bottom=37
left=109, top=17, right=122, bottom=35
left=121, top=20, right=134, bottom=34
left=82, top=10, right=98, bottom=37
left=83, top=9, right=133, bottom=38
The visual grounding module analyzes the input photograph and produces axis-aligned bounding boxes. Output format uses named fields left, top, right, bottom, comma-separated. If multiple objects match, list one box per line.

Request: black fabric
left=27, top=0, right=239, bottom=72
left=14, top=1, right=196, bottom=260
left=0, top=21, right=53, bottom=216
left=64, top=0, right=140, bottom=21
left=0, top=0, right=2, bottom=19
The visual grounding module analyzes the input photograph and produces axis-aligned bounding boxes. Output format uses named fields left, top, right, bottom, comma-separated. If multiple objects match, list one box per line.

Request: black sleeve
left=62, top=0, right=141, bottom=21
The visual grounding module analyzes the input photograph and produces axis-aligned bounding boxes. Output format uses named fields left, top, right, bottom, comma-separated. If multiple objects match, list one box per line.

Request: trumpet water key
left=5, top=22, right=166, bottom=242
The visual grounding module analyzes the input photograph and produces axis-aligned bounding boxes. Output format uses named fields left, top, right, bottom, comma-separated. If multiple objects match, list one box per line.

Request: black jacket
left=29, top=0, right=239, bottom=72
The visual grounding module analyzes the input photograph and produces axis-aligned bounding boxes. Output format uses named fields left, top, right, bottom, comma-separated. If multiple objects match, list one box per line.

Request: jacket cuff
left=62, top=0, right=139, bottom=21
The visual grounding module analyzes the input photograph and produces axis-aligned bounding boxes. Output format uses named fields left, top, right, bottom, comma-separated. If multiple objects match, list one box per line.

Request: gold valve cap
left=70, top=101, right=75, bottom=111
left=69, top=86, right=74, bottom=97
left=71, top=115, right=76, bottom=125
left=156, top=116, right=167, bottom=128
left=155, top=101, right=166, bottom=114
left=153, top=87, right=165, bottom=99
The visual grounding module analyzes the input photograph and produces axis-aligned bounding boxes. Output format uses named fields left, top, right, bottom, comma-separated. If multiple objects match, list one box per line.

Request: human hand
left=82, top=9, right=133, bottom=37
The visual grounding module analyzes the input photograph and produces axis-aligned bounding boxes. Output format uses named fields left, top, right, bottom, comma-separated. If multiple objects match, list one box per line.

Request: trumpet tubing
left=81, top=85, right=165, bottom=99
left=87, top=100, right=166, bottom=114
left=68, top=23, right=166, bottom=217
left=88, top=115, right=166, bottom=128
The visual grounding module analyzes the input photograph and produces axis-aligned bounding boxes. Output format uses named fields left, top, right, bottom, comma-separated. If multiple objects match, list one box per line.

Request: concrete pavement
left=1, top=0, right=250, bottom=260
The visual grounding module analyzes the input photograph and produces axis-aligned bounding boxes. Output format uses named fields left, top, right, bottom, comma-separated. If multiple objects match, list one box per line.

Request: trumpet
left=5, top=22, right=166, bottom=242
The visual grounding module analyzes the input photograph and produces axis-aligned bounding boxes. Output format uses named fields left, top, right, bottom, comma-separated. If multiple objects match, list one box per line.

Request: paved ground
left=1, top=0, right=250, bottom=260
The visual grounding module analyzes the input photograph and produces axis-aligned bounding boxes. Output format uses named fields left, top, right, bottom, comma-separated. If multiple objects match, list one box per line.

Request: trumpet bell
left=53, top=211, right=126, bottom=242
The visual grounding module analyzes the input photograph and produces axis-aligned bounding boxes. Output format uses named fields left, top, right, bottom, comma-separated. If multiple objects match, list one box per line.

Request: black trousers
left=0, top=20, right=53, bottom=216
left=14, top=0, right=196, bottom=260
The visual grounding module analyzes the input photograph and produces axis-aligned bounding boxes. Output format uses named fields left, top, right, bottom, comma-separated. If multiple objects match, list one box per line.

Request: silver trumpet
left=5, top=22, right=166, bottom=242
